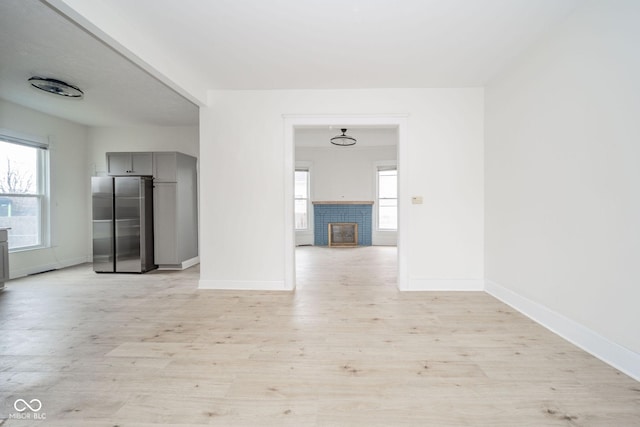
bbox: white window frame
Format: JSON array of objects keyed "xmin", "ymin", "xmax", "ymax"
[
  {"xmin": 0, "ymin": 129, "xmax": 50, "ymax": 252},
  {"xmin": 294, "ymin": 165, "xmax": 311, "ymax": 231},
  {"xmin": 375, "ymin": 161, "xmax": 398, "ymax": 232}
]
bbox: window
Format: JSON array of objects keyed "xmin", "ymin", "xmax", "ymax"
[
  {"xmin": 0, "ymin": 133, "xmax": 49, "ymax": 251},
  {"xmin": 294, "ymin": 169, "xmax": 310, "ymax": 230},
  {"xmin": 377, "ymin": 167, "xmax": 397, "ymax": 230}
]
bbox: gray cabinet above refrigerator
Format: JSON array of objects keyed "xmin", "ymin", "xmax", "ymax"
[{"xmin": 106, "ymin": 152, "xmax": 153, "ymax": 176}]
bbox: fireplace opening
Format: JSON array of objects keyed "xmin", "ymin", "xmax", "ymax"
[{"xmin": 328, "ymin": 223, "xmax": 358, "ymax": 247}]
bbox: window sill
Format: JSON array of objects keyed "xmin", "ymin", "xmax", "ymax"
[{"xmin": 8, "ymin": 245, "xmax": 48, "ymax": 254}]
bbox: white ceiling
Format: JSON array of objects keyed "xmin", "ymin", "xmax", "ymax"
[
  {"xmin": 0, "ymin": 0, "xmax": 584, "ymax": 127},
  {"xmin": 79, "ymin": 0, "xmax": 582, "ymax": 91},
  {"xmin": 0, "ymin": 0, "xmax": 199, "ymax": 127}
]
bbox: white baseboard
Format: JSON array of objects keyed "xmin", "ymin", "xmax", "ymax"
[
  {"xmin": 181, "ymin": 256, "xmax": 200, "ymax": 269},
  {"xmin": 405, "ymin": 278, "xmax": 484, "ymax": 291},
  {"xmin": 157, "ymin": 256, "xmax": 200, "ymax": 270},
  {"xmin": 485, "ymin": 280, "xmax": 640, "ymax": 382},
  {"xmin": 295, "ymin": 232, "xmax": 313, "ymax": 246},
  {"xmin": 372, "ymin": 232, "xmax": 398, "ymax": 246},
  {"xmin": 198, "ymin": 279, "xmax": 288, "ymax": 291},
  {"xmin": 9, "ymin": 256, "xmax": 90, "ymax": 279}
]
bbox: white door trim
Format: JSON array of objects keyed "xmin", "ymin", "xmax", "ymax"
[{"xmin": 283, "ymin": 114, "xmax": 409, "ymax": 291}]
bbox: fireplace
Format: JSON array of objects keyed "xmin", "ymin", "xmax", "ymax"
[
  {"xmin": 328, "ymin": 223, "xmax": 358, "ymax": 247},
  {"xmin": 312, "ymin": 201, "xmax": 373, "ymax": 246}
]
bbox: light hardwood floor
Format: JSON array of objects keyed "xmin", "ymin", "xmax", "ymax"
[{"xmin": 0, "ymin": 246, "xmax": 638, "ymax": 426}]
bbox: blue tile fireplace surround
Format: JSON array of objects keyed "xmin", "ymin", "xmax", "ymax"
[{"xmin": 313, "ymin": 201, "xmax": 373, "ymax": 246}]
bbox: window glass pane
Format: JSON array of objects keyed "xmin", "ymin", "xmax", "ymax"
[
  {"xmin": 377, "ymin": 168, "xmax": 397, "ymax": 230},
  {"xmin": 0, "ymin": 139, "xmax": 45, "ymax": 250},
  {"xmin": 0, "ymin": 196, "xmax": 41, "ymax": 249},
  {"xmin": 294, "ymin": 169, "xmax": 309, "ymax": 230},
  {"xmin": 378, "ymin": 170, "xmax": 397, "ymax": 199},
  {"xmin": 294, "ymin": 199, "xmax": 307, "ymax": 229},
  {"xmin": 294, "ymin": 170, "xmax": 308, "ymax": 199},
  {"xmin": 378, "ymin": 199, "xmax": 397, "ymax": 230},
  {"xmin": 0, "ymin": 140, "xmax": 39, "ymax": 194}
]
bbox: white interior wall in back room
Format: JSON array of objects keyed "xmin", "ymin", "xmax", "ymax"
[
  {"xmin": 87, "ymin": 125, "xmax": 199, "ymax": 175},
  {"xmin": 199, "ymin": 88, "xmax": 484, "ymax": 291},
  {"xmin": 296, "ymin": 146, "xmax": 396, "ymax": 201},
  {"xmin": 485, "ymin": 0, "xmax": 640, "ymax": 378},
  {"xmin": 0, "ymin": 99, "xmax": 90, "ymax": 278}
]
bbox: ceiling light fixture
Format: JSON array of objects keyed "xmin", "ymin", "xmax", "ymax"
[
  {"xmin": 330, "ymin": 128, "xmax": 356, "ymax": 146},
  {"xmin": 28, "ymin": 77, "xmax": 84, "ymax": 99}
]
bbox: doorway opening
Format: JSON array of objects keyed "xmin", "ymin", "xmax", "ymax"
[{"xmin": 283, "ymin": 115, "xmax": 408, "ymax": 291}]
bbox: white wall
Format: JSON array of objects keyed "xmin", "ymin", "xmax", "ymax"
[
  {"xmin": 485, "ymin": 0, "xmax": 640, "ymax": 375},
  {"xmin": 87, "ymin": 125, "xmax": 199, "ymax": 175},
  {"xmin": 0, "ymin": 99, "xmax": 89, "ymax": 277},
  {"xmin": 295, "ymin": 145, "xmax": 397, "ymax": 246},
  {"xmin": 199, "ymin": 88, "xmax": 484, "ymax": 290}
]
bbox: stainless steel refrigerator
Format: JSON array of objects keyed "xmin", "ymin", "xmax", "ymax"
[{"xmin": 92, "ymin": 176, "xmax": 156, "ymax": 273}]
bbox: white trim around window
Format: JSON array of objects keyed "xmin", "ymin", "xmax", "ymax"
[
  {"xmin": 0, "ymin": 129, "xmax": 50, "ymax": 252},
  {"xmin": 373, "ymin": 160, "xmax": 398, "ymax": 246},
  {"xmin": 295, "ymin": 161, "xmax": 313, "ymax": 246}
]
